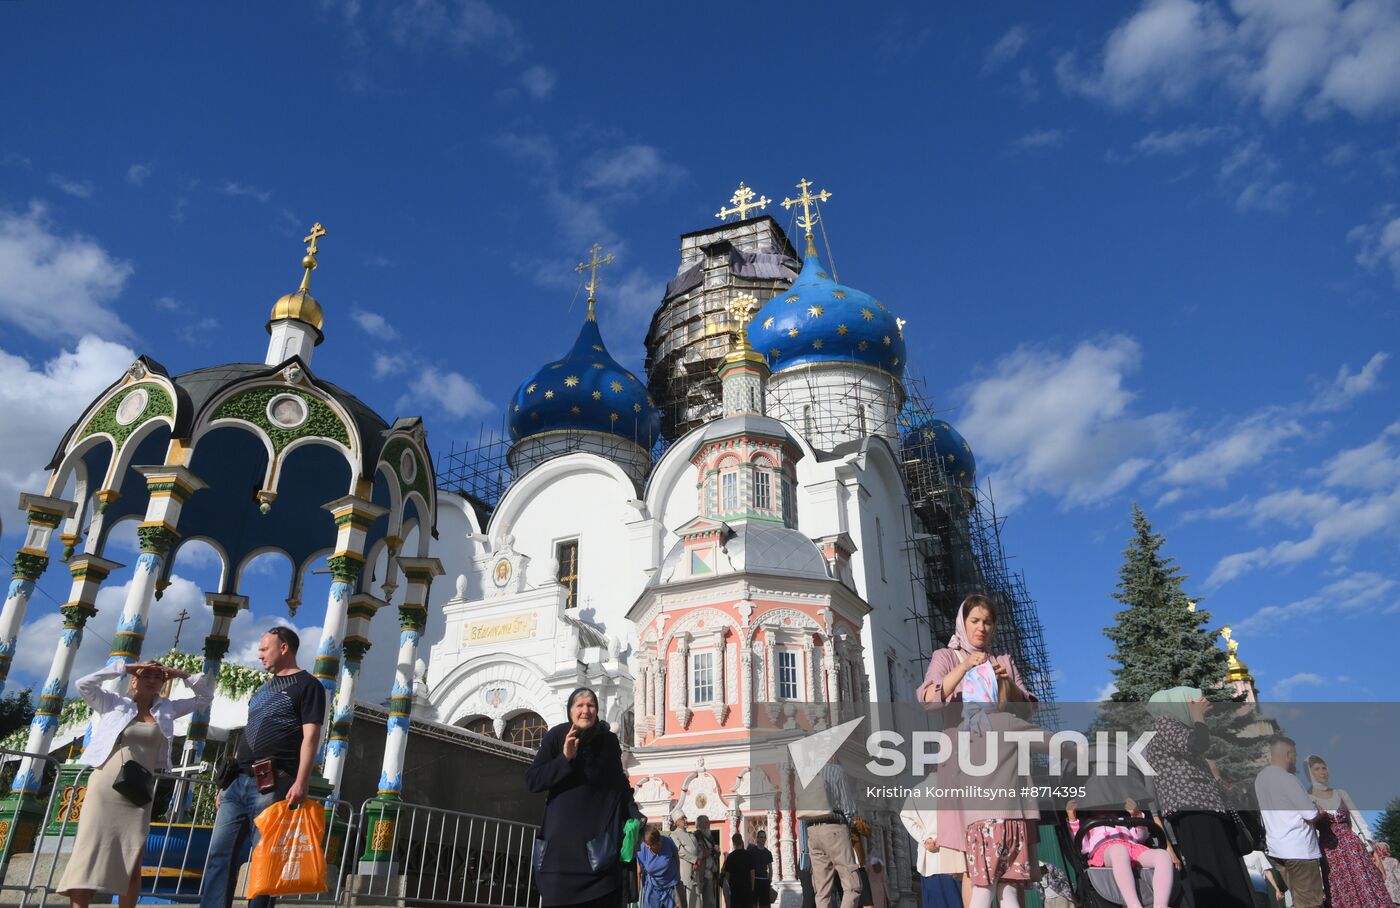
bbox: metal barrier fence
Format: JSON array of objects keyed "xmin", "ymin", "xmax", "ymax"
[
  {"xmin": 0, "ymin": 746, "xmax": 356, "ymax": 907},
  {"xmin": 349, "ymin": 798, "xmax": 538, "ymax": 908}
]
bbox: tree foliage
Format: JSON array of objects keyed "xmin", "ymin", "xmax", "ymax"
[
  {"xmin": 1375, "ymin": 797, "xmax": 1400, "ymax": 858},
  {"xmin": 1102, "ymin": 504, "xmax": 1262, "ymax": 785}
]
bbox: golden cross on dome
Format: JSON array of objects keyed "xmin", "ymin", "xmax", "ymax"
[
  {"xmin": 716, "ymin": 182, "xmax": 770, "ymax": 222},
  {"xmin": 1222, "ymin": 625, "xmax": 1238, "ymax": 652},
  {"xmin": 782, "ymin": 178, "xmax": 832, "ymax": 255},
  {"xmin": 896, "ymin": 317, "xmax": 907, "ymax": 336},
  {"xmin": 576, "ymin": 243, "xmax": 615, "ymax": 318},
  {"xmin": 298, "ymin": 222, "xmax": 327, "ymax": 292}
]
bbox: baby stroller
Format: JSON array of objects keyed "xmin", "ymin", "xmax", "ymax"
[{"xmin": 1055, "ymin": 747, "xmax": 1184, "ymax": 908}]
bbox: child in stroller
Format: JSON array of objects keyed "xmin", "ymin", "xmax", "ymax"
[{"xmin": 1065, "ymin": 799, "xmax": 1180, "ymax": 908}]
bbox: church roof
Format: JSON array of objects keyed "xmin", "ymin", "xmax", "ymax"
[
  {"xmin": 650, "ymin": 519, "xmax": 829, "ymax": 588},
  {"xmin": 506, "ymin": 313, "xmax": 660, "ymax": 447},
  {"xmin": 746, "ymin": 252, "xmax": 906, "ymax": 380}
]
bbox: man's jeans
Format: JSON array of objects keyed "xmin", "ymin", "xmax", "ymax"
[{"xmin": 200, "ymin": 772, "xmax": 293, "ymax": 908}]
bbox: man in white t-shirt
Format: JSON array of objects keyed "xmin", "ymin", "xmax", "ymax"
[{"xmin": 1254, "ymin": 737, "xmax": 1327, "ymax": 908}]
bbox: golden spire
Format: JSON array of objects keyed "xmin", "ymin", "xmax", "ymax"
[
  {"xmin": 781, "ymin": 178, "xmax": 832, "ymax": 257},
  {"xmin": 716, "ymin": 181, "xmax": 770, "ymax": 222},
  {"xmin": 1222, "ymin": 625, "xmax": 1253, "ymax": 682},
  {"xmin": 298, "ymin": 222, "xmax": 327, "ymax": 293},
  {"xmin": 575, "ymin": 243, "xmax": 615, "ymax": 320}
]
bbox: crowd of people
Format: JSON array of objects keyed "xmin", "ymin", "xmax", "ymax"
[{"xmin": 37, "ymin": 595, "xmax": 1400, "ymax": 908}]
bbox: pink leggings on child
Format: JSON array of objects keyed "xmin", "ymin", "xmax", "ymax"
[{"xmin": 1101, "ymin": 843, "xmax": 1173, "ymax": 908}]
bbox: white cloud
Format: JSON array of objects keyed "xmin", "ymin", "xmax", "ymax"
[
  {"xmin": 1309, "ymin": 351, "xmax": 1388, "ymax": 411},
  {"xmin": 175, "ymin": 316, "xmax": 220, "ymax": 346},
  {"xmin": 397, "ymin": 367, "xmax": 493, "ymax": 420},
  {"xmin": 520, "ymin": 64, "xmax": 556, "ymax": 99},
  {"xmin": 1219, "ymin": 140, "xmax": 1294, "ymax": 213},
  {"xmin": 580, "ymin": 145, "xmax": 686, "ymax": 195},
  {"xmin": 386, "ymin": 0, "xmax": 522, "ymax": 58},
  {"xmin": 1235, "ymin": 571, "xmax": 1399, "ymax": 636},
  {"xmin": 985, "ymin": 25, "xmax": 1031, "ymax": 72},
  {"xmin": 1061, "ymin": 0, "xmax": 1400, "ymax": 119},
  {"xmin": 1208, "ymin": 474, "xmax": 1400, "ymax": 586},
  {"xmin": 219, "ymin": 182, "xmax": 271, "ymax": 204},
  {"xmin": 126, "ymin": 163, "xmax": 152, "ymax": 187},
  {"xmin": 350, "ymin": 307, "xmax": 401, "ymax": 341},
  {"xmin": 0, "ymin": 336, "xmax": 137, "ymax": 515},
  {"xmin": 372, "ymin": 352, "xmax": 410, "ymax": 379},
  {"xmin": 1271, "ymin": 672, "xmax": 1328, "ymax": 698},
  {"xmin": 1160, "ymin": 410, "xmax": 1304, "ymax": 487},
  {"xmin": 957, "ymin": 336, "xmax": 1178, "ymax": 509},
  {"xmin": 1009, "ymin": 128, "xmax": 1068, "ymax": 152},
  {"xmin": 1349, "ymin": 208, "xmax": 1400, "ymax": 287},
  {"xmin": 1321, "ymin": 422, "xmax": 1400, "ymax": 490},
  {"xmin": 1134, "ymin": 125, "xmax": 1233, "ymax": 155},
  {"xmin": 48, "ymin": 174, "xmax": 95, "ymax": 200},
  {"xmin": 1324, "ymin": 142, "xmax": 1358, "ymax": 166},
  {"xmin": 0, "ymin": 204, "xmax": 133, "ymax": 341}
]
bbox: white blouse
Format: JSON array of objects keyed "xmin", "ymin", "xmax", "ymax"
[
  {"xmin": 75, "ymin": 663, "xmax": 214, "ymax": 771},
  {"xmin": 1311, "ymin": 787, "xmax": 1372, "ymax": 844}
]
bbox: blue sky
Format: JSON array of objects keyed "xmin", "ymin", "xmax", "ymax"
[{"xmin": 1, "ymin": 2, "xmax": 1398, "ymax": 714}]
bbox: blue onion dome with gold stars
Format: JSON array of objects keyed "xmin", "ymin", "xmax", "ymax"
[
  {"xmin": 507, "ymin": 311, "xmax": 661, "ymax": 446},
  {"xmin": 746, "ymin": 252, "xmax": 907, "ymax": 379},
  {"xmin": 900, "ymin": 417, "xmax": 976, "ymax": 485}
]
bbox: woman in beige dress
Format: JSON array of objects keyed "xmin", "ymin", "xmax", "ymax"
[{"xmin": 57, "ymin": 660, "xmax": 213, "ymax": 908}]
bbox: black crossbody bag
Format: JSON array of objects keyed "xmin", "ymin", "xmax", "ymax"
[{"xmin": 112, "ymin": 759, "xmax": 154, "ymax": 806}]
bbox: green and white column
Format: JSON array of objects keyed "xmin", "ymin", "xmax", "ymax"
[
  {"xmin": 311, "ymin": 496, "xmax": 386, "ymax": 729},
  {"xmin": 104, "ymin": 467, "xmax": 205, "ymax": 673},
  {"xmin": 321, "ymin": 591, "xmax": 383, "ymax": 794},
  {"xmin": 11, "ymin": 555, "xmax": 122, "ymax": 793},
  {"xmin": 178, "ymin": 593, "xmax": 247, "ymax": 768},
  {"xmin": 360, "ymin": 557, "xmax": 440, "ymax": 870},
  {"xmin": 0, "ymin": 494, "xmax": 78, "ymax": 693}
]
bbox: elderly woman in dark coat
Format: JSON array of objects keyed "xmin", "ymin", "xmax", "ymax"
[{"xmin": 526, "ymin": 687, "xmax": 634, "ymax": 908}]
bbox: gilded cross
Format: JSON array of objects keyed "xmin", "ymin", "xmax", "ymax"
[
  {"xmin": 304, "ymin": 222, "xmax": 327, "ymax": 257},
  {"xmin": 716, "ymin": 182, "xmax": 770, "ymax": 222},
  {"xmin": 298, "ymin": 222, "xmax": 327, "ymax": 292},
  {"xmin": 896, "ymin": 317, "xmax": 907, "ymax": 336},
  {"xmin": 781, "ymin": 178, "xmax": 832, "ymax": 252},
  {"xmin": 576, "ymin": 243, "xmax": 615, "ymax": 315}
]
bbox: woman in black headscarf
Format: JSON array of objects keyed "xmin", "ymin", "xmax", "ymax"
[{"xmin": 526, "ymin": 687, "xmax": 634, "ymax": 908}]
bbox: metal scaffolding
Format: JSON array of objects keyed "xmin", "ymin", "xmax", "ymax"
[{"xmin": 896, "ymin": 376, "xmax": 1059, "ymax": 712}]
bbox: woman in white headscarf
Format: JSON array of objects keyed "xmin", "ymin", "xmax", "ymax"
[{"xmin": 1142, "ymin": 686, "xmax": 1252, "ymax": 908}]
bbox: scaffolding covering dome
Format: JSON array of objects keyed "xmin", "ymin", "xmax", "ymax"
[
  {"xmin": 747, "ymin": 252, "xmax": 906, "ymax": 379},
  {"xmin": 901, "ymin": 417, "xmax": 977, "ymax": 485},
  {"xmin": 506, "ymin": 312, "xmax": 660, "ymax": 446}
]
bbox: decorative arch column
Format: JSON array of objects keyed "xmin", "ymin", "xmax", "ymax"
[
  {"xmin": 103, "ymin": 467, "xmax": 205, "ymax": 673},
  {"xmin": 11, "ymin": 555, "xmax": 123, "ymax": 793},
  {"xmin": 361, "ymin": 556, "xmax": 441, "ymax": 871},
  {"xmin": 322, "ymin": 591, "xmax": 384, "ymax": 793},
  {"xmin": 373, "ymin": 556, "xmax": 442, "ymax": 799},
  {"xmin": 311, "ymin": 495, "xmax": 387, "ymax": 726},
  {"xmin": 178, "ymin": 593, "xmax": 248, "ymax": 769},
  {"xmin": 0, "ymin": 494, "xmax": 78, "ymax": 692}
]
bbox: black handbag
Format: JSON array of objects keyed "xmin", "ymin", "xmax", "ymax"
[{"xmin": 112, "ymin": 759, "xmax": 154, "ymax": 806}]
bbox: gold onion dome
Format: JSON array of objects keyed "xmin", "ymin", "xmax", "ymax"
[{"xmin": 267, "ymin": 223, "xmax": 327, "ymax": 341}]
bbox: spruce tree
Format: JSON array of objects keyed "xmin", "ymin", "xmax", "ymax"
[
  {"xmin": 1375, "ymin": 797, "xmax": 1400, "ymax": 857},
  {"xmin": 1102, "ymin": 504, "xmax": 1260, "ymax": 785},
  {"xmin": 1105, "ymin": 504, "xmax": 1230, "ymax": 699}
]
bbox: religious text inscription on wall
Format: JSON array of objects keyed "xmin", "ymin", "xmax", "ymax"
[{"xmin": 462, "ymin": 613, "xmax": 540, "ymax": 647}]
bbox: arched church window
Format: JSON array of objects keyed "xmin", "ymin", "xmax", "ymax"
[
  {"xmin": 753, "ymin": 469, "xmax": 772, "ymax": 511},
  {"xmin": 803, "ymin": 405, "xmax": 813, "ymax": 437},
  {"xmin": 504, "ymin": 712, "xmax": 547, "ymax": 750},
  {"xmin": 621, "ymin": 709, "xmax": 635, "ymax": 747},
  {"xmin": 556, "ymin": 539, "xmax": 579, "ymax": 609},
  {"xmin": 857, "ymin": 405, "xmax": 867, "ymax": 436},
  {"xmin": 691, "ymin": 651, "xmax": 715, "ymax": 704},
  {"xmin": 777, "ymin": 649, "xmax": 799, "ymax": 700},
  {"xmin": 461, "ymin": 716, "xmax": 495, "ymax": 738},
  {"xmin": 721, "ymin": 471, "xmax": 739, "ymax": 513}
]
